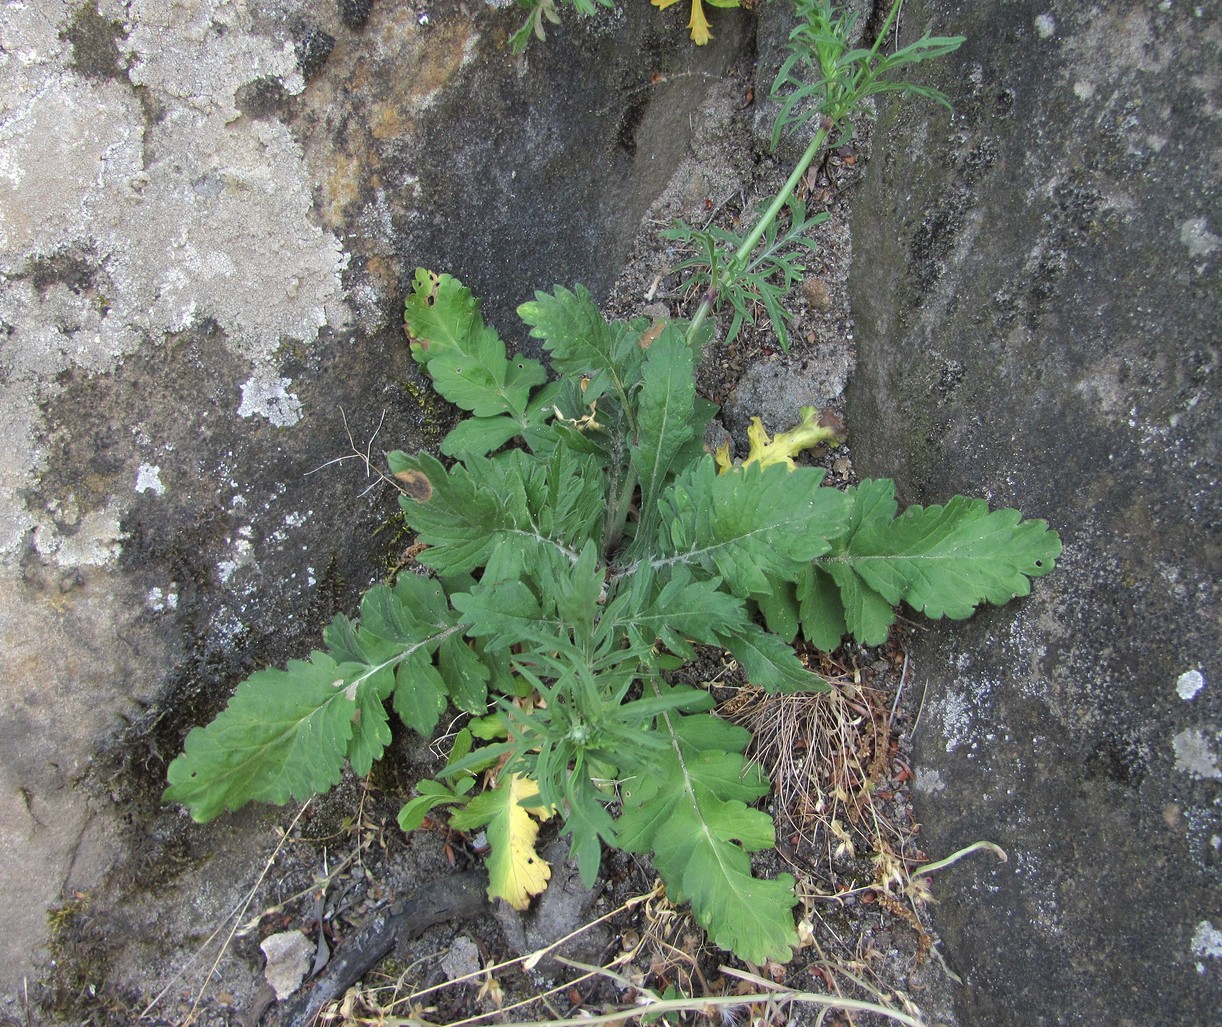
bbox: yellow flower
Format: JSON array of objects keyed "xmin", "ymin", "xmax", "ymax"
[
  {"xmin": 716, "ymin": 406, "xmax": 844, "ymax": 473},
  {"xmin": 652, "ymin": 0, "xmax": 713, "ymax": 46}
]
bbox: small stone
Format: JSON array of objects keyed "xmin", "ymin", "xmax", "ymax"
[
  {"xmin": 441, "ymin": 936, "xmax": 482, "ymax": 981},
  {"xmin": 801, "ymin": 278, "xmax": 833, "ymax": 311},
  {"xmin": 260, "ymin": 930, "xmax": 314, "ymax": 1000}
]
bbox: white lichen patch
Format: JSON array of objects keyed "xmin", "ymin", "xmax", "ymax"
[
  {"xmin": 1172, "ymin": 728, "xmax": 1222, "ymax": 780},
  {"xmin": 936, "ymin": 690, "xmax": 971, "ymax": 752},
  {"xmin": 146, "ymin": 586, "xmax": 179, "ymax": 611},
  {"xmin": 117, "ymin": 0, "xmax": 305, "ymax": 122},
  {"xmin": 913, "ymin": 768, "xmax": 946, "ymax": 794},
  {"xmin": 1034, "ymin": 13, "xmax": 1056, "ymax": 39},
  {"xmin": 1179, "ymin": 216, "xmax": 1219, "ymax": 258},
  {"xmin": 932, "ymin": 675, "xmax": 999, "ymax": 755},
  {"xmin": 1191, "ymin": 920, "xmax": 1222, "ymax": 973},
  {"xmin": 1177, "ymin": 668, "xmax": 1205, "ymax": 701},
  {"xmin": 238, "ymin": 373, "xmax": 304, "ymax": 427},
  {"xmin": 0, "ymin": 0, "xmax": 348, "ymax": 559},
  {"xmin": 32, "ymin": 501, "xmax": 125, "ymax": 567},
  {"xmin": 135, "ymin": 463, "xmax": 165, "ymax": 495}
]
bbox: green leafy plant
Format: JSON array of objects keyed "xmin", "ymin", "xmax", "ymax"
[
  {"xmin": 506, "ymin": 0, "xmax": 617, "ymax": 54},
  {"xmin": 166, "ymin": 268, "xmax": 1060, "ymax": 963},
  {"xmin": 164, "ymin": 1, "xmax": 1028, "ymax": 967},
  {"xmin": 664, "ymin": 0, "xmax": 965, "ymax": 348},
  {"xmin": 664, "ymin": 194, "xmax": 824, "ymax": 351}
]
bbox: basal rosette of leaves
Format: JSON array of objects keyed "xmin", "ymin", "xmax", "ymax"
[{"xmin": 165, "ymin": 269, "xmax": 1060, "ymax": 964}]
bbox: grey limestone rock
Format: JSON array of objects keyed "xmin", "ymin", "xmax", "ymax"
[{"xmin": 847, "ymin": 1, "xmax": 1220, "ymax": 1023}]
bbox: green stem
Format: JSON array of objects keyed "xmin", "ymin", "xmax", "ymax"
[
  {"xmin": 684, "ymin": 120, "xmax": 833, "ymax": 348},
  {"xmin": 679, "ymin": 0, "xmax": 912, "ymax": 350},
  {"xmin": 736, "ymin": 122, "xmax": 831, "ymax": 267},
  {"xmin": 850, "ymin": 0, "xmax": 902, "ymax": 95},
  {"xmin": 602, "ymin": 464, "xmax": 637, "ymax": 559}
]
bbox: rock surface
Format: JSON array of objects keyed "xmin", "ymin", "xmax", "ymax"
[
  {"xmin": 847, "ymin": 1, "xmax": 1220, "ymax": 1023},
  {"xmin": 0, "ymin": 0, "xmax": 750, "ymax": 1013}
]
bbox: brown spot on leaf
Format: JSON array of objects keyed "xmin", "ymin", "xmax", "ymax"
[
  {"xmin": 395, "ymin": 469, "xmax": 433, "ymax": 502},
  {"xmin": 639, "ymin": 319, "xmax": 667, "ymax": 349}
]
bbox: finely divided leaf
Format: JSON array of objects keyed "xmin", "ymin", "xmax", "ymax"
[
  {"xmin": 164, "ymin": 652, "xmax": 363, "ymax": 822},
  {"xmin": 617, "ymin": 710, "xmax": 798, "ymax": 964}
]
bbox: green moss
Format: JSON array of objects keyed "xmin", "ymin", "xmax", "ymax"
[{"xmin": 40, "ymin": 892, "xmax": 129, "ymax": 1024}]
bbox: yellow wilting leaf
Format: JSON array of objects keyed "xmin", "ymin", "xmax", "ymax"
[
  {"xmin": 486, "ymin": 774, "xmax": 552, "ymax": 910},
  {"xmin": 716, "ymin": 406, "xmax": 844, "ymax": 473}
]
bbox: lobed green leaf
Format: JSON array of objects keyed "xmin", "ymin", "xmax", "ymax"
[
  {"xmin": 517, "ymin": 284, "xmax": 645, "ymax": 406},
  {"xmin": 404, "ymin": 269, "xmax": 545, "ymax": 419},
  {"xmin": 631, "ymin": 326, "xmax": 697, "ymax": 533},
  {"xmin": 810, "ymin": 479, "xmax": 1062, "ymax": 644},
  {"xmin": 617, "ymin": 707, "xmax": 798, "ymax": 964},
  {"xmin": 164, "ymin": 652, "xmax": 364, "ymax": 823},
  {"xmin": 657, "ymin": 457, "xmax": 849, "ymax": 595}
]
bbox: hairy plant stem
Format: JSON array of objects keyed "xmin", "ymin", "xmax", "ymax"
[
  {"xmin": 602, "ymin": 460, "xmax": 637, "ymax": 559},
  {"xmin": 682, "ymin": 0, "xmax": 921, "ymax": 350}
]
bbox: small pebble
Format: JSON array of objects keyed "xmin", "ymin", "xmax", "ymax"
[{"xmin": 801, "ymin": 278, "xmax": 833, "ymax": 311}]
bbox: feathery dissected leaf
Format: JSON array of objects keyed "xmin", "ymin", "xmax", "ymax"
[
  {"xmin": 164, "ymin": 652, "xmax": 365, "ymax": 822},
  {"xmin": 810, "ymin": 479, "xmax": 1062, "ymax": 644},
  {"xmin": 658, "ymin": 457, "xmax": 849, "ymax": 595},
  {"xmin": 618, "ymin": 707, "xmax": 798, "ymax": 964},
  {"xmin": 404, "ymin": 269, "xmax": 546, "ymax": 419},
  {"xmin": 450, "ymin": 773, "xmax": 552, "ymax": 910}
]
